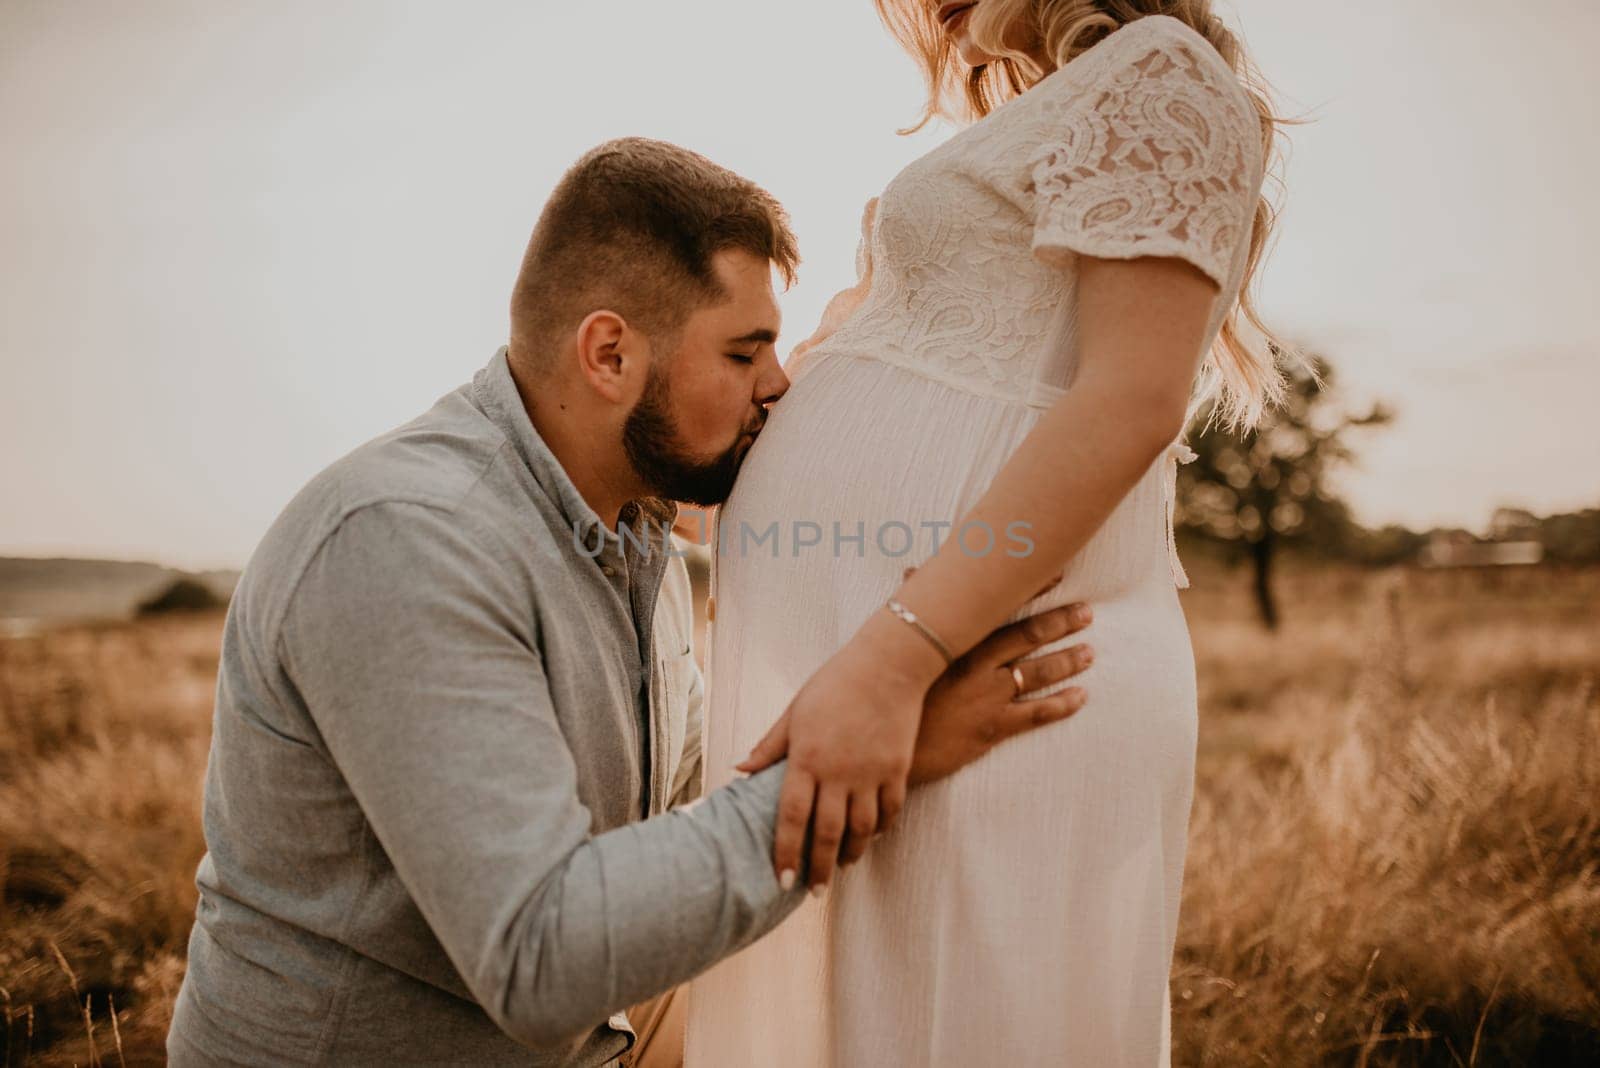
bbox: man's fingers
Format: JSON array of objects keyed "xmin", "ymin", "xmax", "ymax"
[
  {"xmin": 773, "ymin": 769, "xmax": 816, "ymax": 890},
  {"xmin": 839, "ymin": 789, "xmax": 879, "ymax": 868},
  {"xmin": 1032, "ymin": 571, "xmax": 1065, "ymax": 601},
  {"xmin": 807, "ymin": 783, "xmax": 850, "ymax": 890},
  {"xmin": 996, "ymin": 687, "xmax": 1088, "ymax": 742},
  {"xmin": 736, "ymin": 709, "xmax": 790, "ymax": 774},
  {"xmin": 1009, "ymin": 643, "xmax": 1095, "ymax": 696},
  {"xmin": 968, "ymin": 603, "xmax": 1092, "ymax": 670}
]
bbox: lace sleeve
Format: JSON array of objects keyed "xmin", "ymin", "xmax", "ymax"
[
  {"xmin": 853, "ymin": 195, "xmax": 879, "ymax": 281},
  {"xmin": 1027, "ymin": 27, "xmax": 1259, "ymax": 289}
]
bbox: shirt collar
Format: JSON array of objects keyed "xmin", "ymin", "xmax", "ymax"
[{"xmin": 472, "ymin": 346, "xmax": 678, "ymax": 544}]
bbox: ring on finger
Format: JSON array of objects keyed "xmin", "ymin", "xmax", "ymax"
[{"xmin": 1010, "ymin": 664, "xmax": 1026, "ymax": 698}]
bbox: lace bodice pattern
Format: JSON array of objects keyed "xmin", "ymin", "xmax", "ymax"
[{"xmin": 807, "ymin": 15, "xmax": 1263, "ymax": 411}]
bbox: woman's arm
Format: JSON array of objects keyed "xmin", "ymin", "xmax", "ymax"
[
  {"xmin": 751, "ymin": 253, "xmax": 1221, "ymax": 891},
  {"xmin": 886, "ymin": 253, "xmax": 1217, "ymax": 658}
]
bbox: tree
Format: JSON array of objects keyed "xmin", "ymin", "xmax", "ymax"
[
  {"xmin": 1176, "ymin": 352, "xmax": 1392, "ymax": 628},
  {"xmin": 1531, "ymin": 508, "xmax": 1600, "ymax": 565}
]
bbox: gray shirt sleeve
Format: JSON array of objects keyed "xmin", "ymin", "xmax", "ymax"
[{"xmin": 278, "ymin": 501, "xmax": 805, "ymax": 1050}]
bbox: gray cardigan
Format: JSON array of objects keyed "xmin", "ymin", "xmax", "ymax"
[{"xmin": 168, "ymin": 347, "xmax": 805, "ymax": 1065}]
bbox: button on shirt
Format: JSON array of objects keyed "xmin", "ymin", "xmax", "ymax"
[{"xmin": 167, "ymin": 346, "xmax": 806, "ymax": 1066}]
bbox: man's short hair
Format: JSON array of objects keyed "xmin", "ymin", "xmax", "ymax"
[{"xmin": 510, "ymin": 138, "xmax": 799, "ymax": 366}]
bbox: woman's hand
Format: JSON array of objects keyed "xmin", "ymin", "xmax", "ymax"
[
  {"xmin": 738, "ymin": 566, "xmax": 1081, "ymax": 891},
  {"xmin": 740, "ymin": 607, "xmax": 944, "ymax": 893}
]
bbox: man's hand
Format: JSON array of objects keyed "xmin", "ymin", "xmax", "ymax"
[{"xmin": 909, "ymin": 601, "xmax": 1093, "ymax": 785}]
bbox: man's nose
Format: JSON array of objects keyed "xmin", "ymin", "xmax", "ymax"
[{"xmin": 756, "ymin": 360, "xmax": 790, "ymax": 406}]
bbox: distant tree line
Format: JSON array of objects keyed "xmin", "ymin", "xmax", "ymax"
[
  {"xmin": 1174, "ymin": 350, "xmax": 1598, "ymax": 627},
  {"xmin": 1504, "ymin": 508, "xmax": 1600, "ymax": 566}
]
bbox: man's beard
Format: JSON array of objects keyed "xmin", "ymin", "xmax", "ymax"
[{"xmin": 622, "ymin": 362, "xmax": 755, "ymax": 507}]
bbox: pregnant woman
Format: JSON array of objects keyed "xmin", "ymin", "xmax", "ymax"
[{"xmin": 687, "ymin": 2, "xmax": 1287, "ymax": 1064}]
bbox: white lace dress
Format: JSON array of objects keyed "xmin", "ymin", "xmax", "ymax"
[{"xmin": 685, "ymin": 17, "xmax": 1263, "ymax": 1066}]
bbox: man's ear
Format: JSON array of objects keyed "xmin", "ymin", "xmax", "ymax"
[{"xmin": 573, "ymin": 310, "xmax": 641, "ymax": 404}]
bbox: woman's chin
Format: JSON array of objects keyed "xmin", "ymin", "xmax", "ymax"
[{"xmin": 954, "ymin": 40, "xmax": 999, "ymax": 67}]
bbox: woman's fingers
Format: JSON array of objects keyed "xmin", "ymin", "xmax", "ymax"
[
  {"xmin": 878, "ymin": 778, "xmax": 907, "ymax": 837},
  {"xmin": 807, "ymin": 782, "xmax": 851, "ymax": 890},
  {"xmin": 1009, "ymin": 643, "xmax": 1095, "ymax": 696},
  {"xmin": 772, "ymin": 768, "xmax": 817, "ymax": 889},
  {"xmin": 736, "ymin": 708, "xmax": 791, "ymax": 774},
  {"xmin": 838, "ymin": 789, "xmax": 880, "ymax": 869}
]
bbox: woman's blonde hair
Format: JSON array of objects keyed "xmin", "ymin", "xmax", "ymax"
[{"xmin": 875, "ymin": 0, "xmax": 1296, "ymax": 430}]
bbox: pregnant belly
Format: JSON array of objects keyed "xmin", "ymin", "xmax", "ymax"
[
  {"xmin": 717, "ymin": 352, "xmax": 1176, "ymax": 622},
  {"xmin": 704, "ymin": 353, "xmax": 1197, "ymax": 788}
]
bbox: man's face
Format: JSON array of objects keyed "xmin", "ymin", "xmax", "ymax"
[{"xmin": 622, "ymin": 249, "xmax": 789, "ymax": 506}]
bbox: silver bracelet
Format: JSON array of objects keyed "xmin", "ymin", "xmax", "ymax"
[{"xmin": 884, "ymin": 598, "xmax": 955, "ymax": 665}]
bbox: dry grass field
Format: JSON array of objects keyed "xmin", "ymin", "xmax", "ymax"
[
  {"xmin": 1, "ymin": 562, "xmax": 1596, "ymax": 1066},
  {"xmin": 1175, "ymin": 563, "xmax": 1598, "ymax": 1065}
]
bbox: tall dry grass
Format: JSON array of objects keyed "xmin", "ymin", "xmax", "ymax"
[
  {"xmin": 0, "ymin": 617, "xmax": 217, "ymax": 1067},
  {"xmin": 1175, "ymin": 564, "xmax": 1600, "ymax": 1065},
  {"xmin": 1, "ymin": 565, "xmax": 1596, "ymax": 1065}
]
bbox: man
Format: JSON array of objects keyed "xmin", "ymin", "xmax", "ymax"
[{"xmin": 167, "ymin": 138, "xmax": 1096, "ymax": 1066}]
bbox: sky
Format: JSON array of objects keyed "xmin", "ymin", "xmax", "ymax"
[{"xmin": 2, "ymin": 0, "xmax": 1596, "ymax": 570}]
